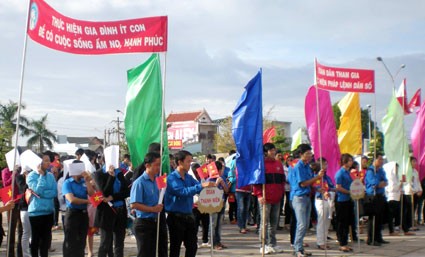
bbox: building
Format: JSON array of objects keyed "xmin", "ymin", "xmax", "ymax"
[
  {"xmin": 53, "ymin": 135, "xmax": 104, "ymax": 156},
  {"xmin": 166, "ymin": 110, "xmax": 217, "ymax": 154}
]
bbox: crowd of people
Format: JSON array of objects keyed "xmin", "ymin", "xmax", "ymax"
[{"xmin": 0, "ymin": 142, "xmax": 423, "ymax": 257}]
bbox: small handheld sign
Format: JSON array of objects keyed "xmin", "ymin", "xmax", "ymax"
[{"xmin": 197, "ymin": 187, "xmax": 223, "ymax": 214}]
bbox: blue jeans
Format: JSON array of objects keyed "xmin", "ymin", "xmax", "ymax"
[
  {"xmin": 211, "ymin": 207, "xmax": 224, "ymax": 245},
  {"xmin": 236, "ymin": 191, "xmax": 251, "ymax": 229},
  {"xmin": 293, "ymin": 195, "xmax": 311, "ymax": 253},
  {"xmin": 258, "ymin": 203, "xmax": 280, "ymax": 246}
]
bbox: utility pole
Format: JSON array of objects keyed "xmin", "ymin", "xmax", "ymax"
[{"xmin": 116, "ymin": 116, "xmax": 121, "ymax": 146}]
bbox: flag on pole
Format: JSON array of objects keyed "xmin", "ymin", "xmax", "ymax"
[
  {"xmin": 337, "ymin": 93, "xmax": 362, "ymax": 155},
  {"xmin": 396, "ymin": 79, "xmax": 412, "ymax": 115},
  {"xmin": 124, "ymin": 54, "xmax": 170, "ymax": 173},
  {"xmin": 411, "ymin": 97, "xmax": 425, "ymax": 179},
  {"xmin": 207, "ymin": 162, "xmax": 220, "ymax": 178},
  {"xmin": 89, "ymin": 191, "xmax": 104, "ymax": 207},
  {"xmin": 232, "ymin": 71, "xmax": 265, "ymax": 187},
  {"xmin": 408, "ymin": 89, "xmax": 421, "ymax": 113},
  {"xmin": 156, "ymin": 174, "xmax": 167, "ymax": 189},
  {"xmin": 305, "ymin": 86, "xmax": 341, "ymax": 182},
  {"xmin": 263, "ymin": 126, "xmax": 276, "ymax": 144},
  {"xmin": 0, "ymin": 186, "xmax": 12, "ymax": 204},
  {"xmin": 196, "ymin": 164, "xmax": 209, "ymax": 180},
  {"xmin": 382, "ymin": 94, "xmax": 412, "ymax": 181},
  {"xmin": 291, "ymin": 128, "xmax": 303, "ymax": 151}
]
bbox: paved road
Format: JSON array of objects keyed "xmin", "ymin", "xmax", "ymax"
[{"xmin": 2, "ymin": 218, "xmax": 425, "ymax": 256}]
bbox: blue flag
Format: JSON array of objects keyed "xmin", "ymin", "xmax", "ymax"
[{"xmin": 232, "ymin": 71, "xmax": 265, "ymax": 187}]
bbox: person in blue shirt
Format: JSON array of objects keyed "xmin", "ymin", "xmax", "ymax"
[
  {"xmin": 93, "ymin": 162, "xmax": 130, "ymax": 257},
  {"xmin": 206, "ymin": 161, "xmax": 229, "ymax": 250},
  {"xmin": 62, "ymin": 161, "xmax": 95, "ymax": 257},
  {"xmin": 291, "ymin": 144, "xmax": 324, "ymax": 257},
  {"xmin": 26, "ymin": 152, "xmax": 58, "ymax": 257},
  {"xmin": 365, "ymin": 153, "xmax": 388, "ymax": 246},
  {"xmin": 334, "ymin": 154, "xmax": 354, "ymax": 252},
  {"xmin": 130, "ymin": 152, "xmax": 167, "ymax": 257},
  {"xmin": 312, "ymin": 157, "xmax": 335, "ymax": 250},
  {"xmin": 165, "ymin": 150, "xmax": 215, "ymax": 257}
]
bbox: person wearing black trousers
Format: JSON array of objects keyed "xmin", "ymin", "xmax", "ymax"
[
  {"xmin": 62, "ymin": 162, "xmax": 95, "ymax": 257},
  {"xmin": 94, "ymin": 164, "xmax": 130, "ymax": 257}
]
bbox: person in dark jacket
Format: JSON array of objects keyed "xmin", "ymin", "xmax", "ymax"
[{"xmin": 93, "ymin": 164, "xmax": 130, "ymax": 257}]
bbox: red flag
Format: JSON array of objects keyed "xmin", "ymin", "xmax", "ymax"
[
  {"xmin": 408, "ymin": 89, "xmax": 421, "ymax": 112},
  {"xmin": 196, "ymin": 164, "xmax": 209, "ymax": 180},
  {"xmin": 313, "ymin": 179, "xmax": 329, "ymax": 192},
  {"xmin": 24, "ymin": 189, "xmax": 40, "ymax": 205},
  {"xmin": 89, "ymin": 191, "xmax": 104, "ymax": 207},
  {"xmin": 0, "ymin": 186, "xmax": 12, "ymax": 204},
  {"xmin": 263, "ymin": 126, "xmax": 276, "ymax": 144},
  {"xmin": 156, "ymin": 174, "xmax": 167, "ymax": 189},
  {"xmin": 396, "ymin": 79, "xmax": 412, "ymax": 115},
  {"xmin": 207, "ymin": 162, "xmax": 220, "ymax": 178}
]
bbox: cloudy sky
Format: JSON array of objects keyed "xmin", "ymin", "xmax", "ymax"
[{"xmin": 1, "ymin": 0, "xmax": 424, "ymax": 143}]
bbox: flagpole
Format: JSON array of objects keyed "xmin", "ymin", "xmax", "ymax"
[
  {"xmin": 256, "ymin": 184, "xmax": 264, "ymax": 257},
  {"xmin": 155, "ymin": 52, "xmax": 167, "ymax": 257},
  {"xmin": 8, "ymin": 1, "xmax": 32, "ymax": 256},
  {"xmin": 314, "ymin": 58, "xmax": 327, "ymax": 255}
]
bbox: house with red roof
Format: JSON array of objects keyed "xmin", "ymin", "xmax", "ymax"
[{"xmin": 166, "ymin": 109, "xmax": 217, "ymax": 154}]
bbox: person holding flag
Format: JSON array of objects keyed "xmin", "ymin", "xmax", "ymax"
[
  {"xmin": 335, "ymin": 154, "xmax": 355, "ymax": 252},
  {"xmin": 291, "ymin": 144, "xmax": 324, "ymax": 257},
  {"xmin": 93, "ymin": 162, "xmax": 130, "ymax": 257},
  {"xmin": 253, "ymin": 143, "xmax": 285, "ymax": 254},
  {"xmin": 130, "ymin": 152, "xmax": 167, "ymax": 257},
  {"xmin": 312, "ymin": 157, "xmax": 335, "ymax": 250},
  {"xmin": 365, "ymin": 154, "xmax": 389, "ymax": 246},
  {"xmin": 165, "ymin": 150, "xmax": 215, "ymax": 257},
  {"xmin": 206, "ymin": 161, "xmax": 229, "ymax": 250},
  {"xmin": 26, "ymin": 152, "xmax": 58, "ymax": 257},
  {"xmin": 62, "ymin": 161, "xmax": 95, "ymax": 257}
]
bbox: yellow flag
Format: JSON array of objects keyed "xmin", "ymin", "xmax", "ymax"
[{"xmin": 337, "ymin": 93, "xmax": 362, "ymax": 155}]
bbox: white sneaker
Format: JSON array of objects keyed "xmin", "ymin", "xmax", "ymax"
[
  {"xmin": 270, "ymin": 245, "xmax": 284, "ymax": 253},
  {"xmin": 200, "ymin": 243, "xmax": 211, "ymax": 248},
  {"xmin": 259, "ymin": 246, "xmax": 272, "ymax": 255}
]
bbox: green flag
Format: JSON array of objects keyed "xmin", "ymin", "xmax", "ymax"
[
  {"xmin": 382, "ymin": 94, "xmax": 411, "ymax": 181},
  {"xmin": 124, "ymin": 54, "xmax": 170, "ymax": 173}
]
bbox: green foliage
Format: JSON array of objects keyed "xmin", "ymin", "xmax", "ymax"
[
  {"xmin": 27, "ymin": 114, "xmax": 57, "ymax": 153},
  {"xmin": 214, "ymin": 116, "xmax": 235, "ymax": 154},
  {"xmin": 332, "ymin": 102, "xmax": 341, "ymax": 129},
  {"xmin": 0, "ymin": 126, "xmax": 13, "ymax": 168},
  {"xmin": 368, "ymin": 128, "xmax": 384, "ymax": 158}
]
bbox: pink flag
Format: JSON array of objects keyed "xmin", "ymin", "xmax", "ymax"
[
  {"xmin": 411, "ymin": 99, "xmax": 425, "ymax": 179},
  {"xmin": 263, "ymin": 127, "xmax": 276, "ymax": 144},
  {"xmin": 305, "ymin": 86, "xmax": 341, "ymax": 182}
]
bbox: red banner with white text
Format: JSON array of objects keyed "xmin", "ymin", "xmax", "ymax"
[
  {"xmin": 315, "ymin": 61, "xmax": 375, "ymax": 93},
  {"xmin": 27, "ymin": 0, "xmax": 167, "ymax": 54}
]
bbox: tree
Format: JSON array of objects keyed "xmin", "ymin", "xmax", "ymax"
[
  {"xmin": 368, "ymin": 128, "xmax": 384, "ymax": 157},
  {"xmin": 214, "ymin": 116, "xmax": 235, "ymax": 153},
  {"xmin": 332, "ymin": 102, "xmax": 342, "ymax": 129},
  {"xmin": 26, "ymin": 114, "xmax": 57, "ymax": 153},
  {"xmin": 0, "ymin": 126, "xmax": 13, "ymax": 168},
  {"xmin": 332, "ymin": 103, "xmax": 376, "ymax": 139},
  {"xmin": 0, "ymin": 101, "xmax": 29, "ymax": 144}
]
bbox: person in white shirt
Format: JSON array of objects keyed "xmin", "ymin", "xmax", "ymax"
[
  {"xmin": 384, "ymin": 162, "xmax": 403, "ymax": 236},
  {"xmin": 411, "ymin": 157, "xmax": 423, "ymax": 229}
]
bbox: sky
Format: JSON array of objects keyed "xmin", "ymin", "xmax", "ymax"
[{"xmin": 1, "ymin": 0, "xmax": 424, "ymax": 144}]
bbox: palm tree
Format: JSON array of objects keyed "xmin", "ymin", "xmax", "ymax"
[
  {"xmin": 27, "ymin": 114, "xmax": 57, "ymax": 153},
  {"xmin": 0, "ymin": 100, "xmax": 30, "ymax": 139}
]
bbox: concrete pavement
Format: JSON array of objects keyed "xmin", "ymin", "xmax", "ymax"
[{"xmin": 2, "ymin": 218, "xmax": 425, "ymax": 256}]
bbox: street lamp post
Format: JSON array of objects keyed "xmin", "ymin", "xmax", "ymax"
[
  {"xmin": 366, "ymin": 104, "xmax": 372, "ymax": 144},
  {"xmin": 115, "ymin": 110, "xmax": 124, "ymax": 145},
  {"xmin": 376, "ymin": 57, "xmax": 406, "ymax": 91}
]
